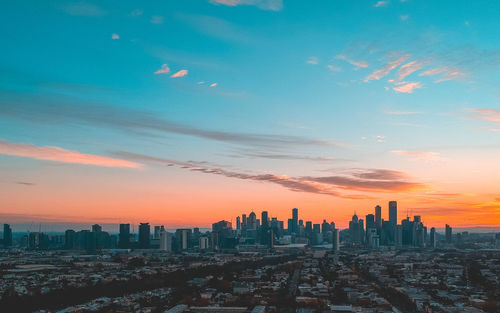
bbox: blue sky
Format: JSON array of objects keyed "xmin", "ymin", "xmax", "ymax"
[{"xmin": 1, "ymin": 0, "xmax": 500, "ymax": 228}]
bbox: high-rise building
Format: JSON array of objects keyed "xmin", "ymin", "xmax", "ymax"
[
  {"xmin": 261, "ymin": 211, "xmax": 269, "ymax": 228},
  {"xmin": 445, "ymin": 224, "xmax": 452, "ymax": 244},
  {"xmin": 138, "ymin": 223, "xmax": 150, "ymax": 249},
  {"xmin": 65, "ymin": 229, "xmax": 75, "ymax": 249},
  {"xmin": 199, "ymin": 236, "xmax": 209, "ymax": 250},
  {"xmin": 91, "ymin": 224, "xmax": 102, "ymax": 233},
  {"xmin": 365, "ymin": 214, "xmax": 375, "ymax": 230},
  {"xmin": 176, "ymin": 229, "xmax": 192, "ymax": 251},
  {"xmin": 154, "ymin": 226, "xmax": 162, "ymax": 239},
  {"xmin": 3, "ymin": 224, "xmax": 12, "ymax": 247},
  {"xmin": 429, "ymin": 227, "xmax": 436, "ymax": 248},
  {"xmin": 160, "ymin": 231, "xmax": 173, "ymax": 251},
  {"xmin": 292, "ymin": 208, "xmax": 298, "ymax": 221},
  {"xmin": 389, "ymin": 201, "xmax": 398, "ymax": 225},
  {"xmin": 375, "ymin": 205, "xmax": 382, "ymax": 228},
  {"xmin": 119, "ymin": 224, "xmax": 130, "ymax": 249},
  {"xmin": 332, "ymin": 229, "xmax": 339, "ymax": 252},
  {"xmin": 236, "ymin": 216, "xmax": 241, "ymax": 230},
  {"xmin": 395, "ymin": 225, "xmax": 403, "ymax": 247}
]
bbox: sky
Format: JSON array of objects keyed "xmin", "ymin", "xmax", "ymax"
[{"xmin": 1, "ymin": 0, "xmax": 500, "ymax": 231}]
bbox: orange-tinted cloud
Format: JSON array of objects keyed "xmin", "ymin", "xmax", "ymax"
[
  {"xmin": 365, "ymin": 54, "xmax": 410, "ymax": 81},
  {"xmin": 395, "ymin": 61, "xmax": 426, "ymax": 81},
  {"xmin": 469, "ymin": 108, "xmax": 500, "ymax": 122},
  {"xmin": 374, "ymin": 1, "xmax": 389, "ymax": 7},
  {"xmin": 393, "ymin": 81, "xmax": 422, "ymax": 93},
  {"xmin": 111, "ymin": 33, "xmax": 119, "ymax": 40},
  {"xmin": 335, "ymin": 55, "xmax": 369, "ymax": 68},
  {"xmin": 0, "ymin": 139, "xmax": 141, "ymax": 168},
  {"xmin": 391, "ymin": 150, "xmax": 445, "ymax": 161},
  {"xmin": 171, "ymin": 69, "xmax": 188, "ymax": 78},
  {"xmin": 154, "ymin": 64, "xmax": 170, "ymax": 74},
  {"xmin": 419, "ymin": 66, "xmax": 465, "ymax": 82}
]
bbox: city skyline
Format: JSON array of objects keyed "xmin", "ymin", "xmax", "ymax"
[{"xmin": 1, "ymin": 1, "xmax": 500, "ymax": 228}]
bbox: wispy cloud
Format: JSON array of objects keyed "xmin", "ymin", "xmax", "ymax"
[
  {"xmin": 327, "ymin": 64, "xmax": 341, "ymax": 72},
  {"xmin": 365, "ymin": 54, "xmax": 410, "ymax": 81},
  {"xmin": 154, "ymin": 64, "xmax": 171, "ymax": 74},
  {"xmin": 171, "ymin": 69, "xmax": 188, "ymax": 78},
  {"xmin": 210, "ymin": 83, "xmax": 217, "ymax": 87},
  {"xmin": 0, "ymin": 139, "xmax": 141, "ymax": 168},
  {"xmin": 376, "ymin": 135, "xmax": 385, "ymax": 143},
  {"xmin": 176, "ymin": 13, "xmax": 252, "ymax": 43},
  {"xmin": 60, "ymin": 2, "xmax": 106, "ymax": 17},
  {"xmin": 385, "ymin": 110, "xmax": 421, "ymax": 115},
  {"xmin": 209, "ymin": 0, "xmax": 283, "ymax": 11},
  {"xmin": 335, "ymin": 55, "xmax": 369, "ymax": 68},
  {"xmin": 150, "ymin": 15, "xmax": 164, "ymax": 24},
  {"xmin": 306, "ymin": 56, "xmax": 319, "ymax": 65},
  {"xmin": 393, "ymin": 81, "xmax": 422, "ymax": 93},
  {"xmin": 129, "ymin": 9, "xmax": 143, "ymax": 17},
  {"xmin": 374, "ymin": 1, "xmax": 389, "ymax": 7},
  {"xmin": 400, "ymin": 15, "xmax": 409, "ymax": 21},
  {"xmin": 468, "ymin": 108, "xmax": 500, "ymax": 122},
  {"xmin": 0, "ymin": 91, "xmax": 342, "ymax": 150},
  {"xmin": 113, "ymin": 152, "xmax": 426, "ymax": 198},
  {"xmin": 395, "ymin": 60, "xmax": 427, "ymax": 81},
  {"xmin": 111, "ymin": 33, "xmax": 120, "ymax": 40},
  {"xmin": 392, "ymin": 150, "xmax": 445, "ymax": 161},
  {"xmin": 16, "ymin": 181, "xmax": 36, "ymax": 186},
  {"xmin": 419, "ymin": 66, "xmax": 465, "ymax": 82}
]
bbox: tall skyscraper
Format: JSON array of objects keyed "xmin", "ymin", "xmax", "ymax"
[
  {"xmin": 160, "ymin": 231, "xmax": 173, "ymax": 251},
  {"xmin": 261, "ymin": 211, "xmax": 269, "ymax": 228},
  {"xmin": 292, "ymin": 208, "xmax": 298, "ymax": 221},
  {"xmin": 445, "ymin": 224, "xmax": 452, "ymax": 244},
  {"xmin": 365, "ymin": 214, "xmax": 375, "ymax": 230},
  {"xmin": 389, "ymin": 201, "xmax": 398, "ymax": 225},
  {"xmin": 291, "ymin": 208, "xmax": 299, "ymax": 234},
  {"xmin": 375, "ymin": 205, "xmax": 382, "ymax": 228},
  {"xmin": 119, "ymin": 224, "xmax": 130, "ymax": 249},
  {"xmin": 3, "ymin": 224, "xmax": 12, "ymax": 247},
  {"xmin": 236, "ymin": 216, "xmax": 241, "ymax": 230},
  {"xmin": 430, "ymin": 227, "xmax": 436, "ymax": 248},
  {"xmin": 138, "ymin": 223, "xmax": 150, "ymax": 249}
]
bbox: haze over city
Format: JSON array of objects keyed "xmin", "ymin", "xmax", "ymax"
[{"xmin": 1, "ymin": 0, "xmax": 500, "ymax": 230}]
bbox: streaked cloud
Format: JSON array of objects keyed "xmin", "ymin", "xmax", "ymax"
[
  {"xmin": 395, "ymin": 60, "xmax": 427, "ymax": 81},
  {"xmin": 0, "ymin": 91, "xmax": 342, "ymax": 149},
  {"xmin": 150, "ymin": 15, "xmax": 164, "ymax": 24},
  {"xmin": 114, "ymin": 151, "xmax": 426, "ymax": 198},
  {"xmin": 154, "ymin": 64, "xmax": 171, "ymax": 75},
  {"xmin": 400, "ymin": 15, "xmax": 409, "ymax": 21},
  {"xmin": 393, "ymin": 81, "xmax": 422, "ymax": 93},
  {"xmin": 392, "ymin": 150, "xmax": 445, "ymax": 161},
  {"xmin": 60, "ymin": 2, "xmax": 106, "ymax": 17},
  {"xmin": 16, "ymin": 181, "xmax": 36, "ymax": 186},
  {"xmin": 374, "ymin": 1, "xmax": 389, "ymax": 7},
  {"xmin": 468, "ymin": 108, "xmax": 500, "ymax": 122},
  {"xmin": 327, "ymin": 65, "xmax": 341, "ymax": 72},
  {"xmin": 365, "ymin": 54, "xmax": 410, "ymax": 81},
  {"xmin": 306, "ymin": 56, "xmax": 319, "ymax": 65},
  {"xmin": 419, "ymin": 66, "xmax": 465, "ymax": 82},
  {"xmin": 210, "ymin": 83, "xmax": 217, "ymax": 87},
  {"xmin": 171, "ymin": 69, "xmax": 188, "ymax": 78},
  {"xmin": 111, "ymin": 33, "xmax": 120, "ymax": 40},
  {"xmin": 129, "ymin": 9, "xmax": 143, "ymax": 17},
  {"xmin": 385, "ymin": 110, "xmax": 421, "ymax": 115},
  {"xmin": 335, "ymin": 55, "xmax": 369, "ymax": 68},
  {"xmin": 209, "ymin": 0, "xmax": 283, "ymax": 11},
  {"xmin": 0, "ymin": 139, "xmax": 141, "ymax": 168},
  {"xmin": 376, "ymin": 135, "xmax": 385, "ymax": 143}
]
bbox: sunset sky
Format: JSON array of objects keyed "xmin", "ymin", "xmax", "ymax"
[{"xmin": 1, "ymin": 0, "xmax": 500, "ymax": 230}]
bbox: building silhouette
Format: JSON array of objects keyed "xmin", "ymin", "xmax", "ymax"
[{"xmin": 119, "ymin": 224, "xmax": 130, "ymax": 249}]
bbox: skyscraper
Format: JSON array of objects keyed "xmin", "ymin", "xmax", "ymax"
[
  {"xmin": 389, "ymin": 201, "xmax": 397, "ymax": 225},
  {"xmin": 160, "ymin": 231, "xmax": 173, "ymax": 251},
  {"xmin": 236, "ymin": 216, "xmax": 241, "ymax": 230},
  {"xmin": 430, "ymin": 227, "xmax": 436, "ymax": 248},
  {"xmin": 138, "ymin": 223, "xmax": 150, "ymax": 249},
  {"xmin": 119, "ymin": 224, "xmax": 130, "ymax": 249},
  {"xmin": 3, "ymin": 224, "xmax": 12, "ymax": 247},
  {"xmin": 445, "ymin": 224, "xmax": 452, "ymax": 244},
  {"xmin": 261, "ymin": 211, "xmax": 269, "ymax": 228},
  {"xmin": 375, "ymin": 205, "xmax": 382, "ymax": 228},
  {"xmin": 291, "ymin": 208, "xmax": 298, "ymax": 234}
]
